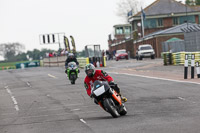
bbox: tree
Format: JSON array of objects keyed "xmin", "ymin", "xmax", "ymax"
[
  {"xmin": 26, "ymin": 48, "xmax": 54, "ymax": 60},
  {"xmin": 185, "ymin": 0, "xmax": 197, "ymax": 5},
  {"xmin": 77, "ymin": 50, "xmax": 86, "ymax": 57},
  {"xmin": 15, "ymin": 52, "xmax": 28, "ymax": 61},
  {"xmin": 40, "ymin": 48, "xmax": 54, "ymax": 58},
  {"xmin": 195, "ymin": 0, "xmax": 200, "ymax": 5},
  {"xmin": 0, "ymin": 43, "xmax": 25, "ymax": 61},
  {"xmin": 33, "ymin": 49, "xmax": 41, "ymax": 60},
  {"xmin": 116, "ymin": 0, "xmax": 142, "ymax": 22}
]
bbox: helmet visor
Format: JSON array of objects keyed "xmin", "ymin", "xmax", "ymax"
[{"xmin": 86, "ymin": 69, "xmax": 94, "ymax": 77}]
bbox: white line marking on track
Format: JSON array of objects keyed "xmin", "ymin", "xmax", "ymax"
[
  {"xmin": 14, "ymin": 105, "xmax": 19, "ymax": 111},
  {"xmin": 48, "ymin": 74, "xmax": 57, "ymax": 79},
  {"xmin": 71, "ymin": 108, "xmax": 81, "ymax": 111},
  {"xmin": 26, "ymin": 82, "xmax": 32, "ymax": 87},
  {"xmin": 109, "ymin": 72, "xmax": 200, "ymax": 85},
  {"xmin": 178, "ymin": 97, "xmax": 186, "ymax": 101},
  {"xmin": 80, "ymin": 119, "xmax": 87, "ymax": 124},
  {"xmin": 5, "ymin": 86, "xmax": 19, "ymax": 111}
]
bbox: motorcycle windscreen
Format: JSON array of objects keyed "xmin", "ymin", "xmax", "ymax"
[{"xmin": 93, "ymin": 86, "xmax": 105, "ymax": 96}]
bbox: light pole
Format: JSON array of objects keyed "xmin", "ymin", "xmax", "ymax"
[{"xmin": 185, "ymin": 3, "xmax": 188, "ymax": 27}]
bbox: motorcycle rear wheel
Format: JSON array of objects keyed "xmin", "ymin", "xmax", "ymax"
[{"xmin": 103, "ymin": 98, "xmax": 120, "ymax": 118}]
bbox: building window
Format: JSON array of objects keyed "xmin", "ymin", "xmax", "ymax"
[
  {"xmin": 173, "ymin": 17, "xmax": 179, "ymax": 25},
  {"xmin": 116, "ymin": 27, "xmax": 123, "ymax": 34},
  {"xmin": 157, "ymin": 18, "xmax": 163, "ymax": 27},
  {"xmin": 124, "ymin": 26, "xmax": 131, "ymax": 34}
]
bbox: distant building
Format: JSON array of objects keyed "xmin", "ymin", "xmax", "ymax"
[
  {"xmin": 108, "ymin": 0, "xmax": 200, "ymax": 58},
  {"xmin": 108, "ymin": 24, "xmax": 132, "ymax": 49}
]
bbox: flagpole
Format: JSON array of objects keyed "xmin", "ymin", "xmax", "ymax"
[{"xmin": 141, "ymin": 7, "xmax": 145, "ymax": 38}]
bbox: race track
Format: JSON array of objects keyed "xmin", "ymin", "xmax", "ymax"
[{"xmin": 1, "ymin": 59, "xmax": 200, "ymax": 133}]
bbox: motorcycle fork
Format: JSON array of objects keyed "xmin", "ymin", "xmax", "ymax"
[
  {"xmin": 98, "ymin": 101, "xmax": 106, "ymax": 111},
  {"xmin": 75, "ymin": 69, "xmax": 79, "ymax": 77},
  {"xmin": 67, "ymin": 69, "xmax": 70, "ymax": 78}
]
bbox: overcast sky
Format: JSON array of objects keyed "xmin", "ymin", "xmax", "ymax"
[{"xmin": 0, "ymin": 0, "xmax": 185, "ymax": 57}]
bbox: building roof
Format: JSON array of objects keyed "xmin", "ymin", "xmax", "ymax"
[
  {"xmin": 165, "ymin": 37, "xmax": 183, "ymax": 42},
  {"xmin": 134, "ymin": 0, "xmax": 198, "ymax": 17},
  {"xmin": 113, "ymin": 24, "xmax": 132, "ymax": 28},
  {"xmin": 139, "ymin": 23, "xmax": 200, "ymax": 41}
]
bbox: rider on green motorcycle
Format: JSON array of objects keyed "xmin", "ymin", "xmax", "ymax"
[{"xmin": 65, "ymin": 53, "xmax": 79, "ymax": 68}]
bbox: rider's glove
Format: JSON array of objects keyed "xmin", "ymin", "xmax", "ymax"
[
  {"xmin": 90, "ymin": 93, "xmax": 94, "ymax": 98},
  {"xmin": 109, "ymin": 81, "xmax": 116, "ymax": 86}
]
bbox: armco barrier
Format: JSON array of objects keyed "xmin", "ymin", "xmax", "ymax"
[{"xmin": 15, "ymin": 61, "xmax": 40, "ymax": 69}]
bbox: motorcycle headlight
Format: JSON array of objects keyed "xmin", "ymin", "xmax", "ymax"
[{"xmin": 93, "ymin": 86, "xmax": 105, "ymax": 96}]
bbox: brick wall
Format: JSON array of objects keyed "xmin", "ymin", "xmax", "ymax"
[
  {"xmin": 156, "ymin": 34, "xmax": 184, "ymax": 57},
  {"xmin": 163, "ymin": 17, "xmax": 173, "ymax": 27},
  {"xmin": 109, "ymin": 34, "xmax": 184, "ymax": 58}
]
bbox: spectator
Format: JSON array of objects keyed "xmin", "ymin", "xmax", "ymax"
[
  {"xmin": 61, "ymin": 49, "xmax": 65, "ymax": 56},
  {"xmin": 49, "ymin": 52, "xmax": 53, "ymax": 57},
  {"xmin": 65, "ymin": 49, "xmax": 69, "ymax": 56},
  {"xmin": 102, "ymin": 50, "xmax": 105, "ymax": 57},
  {"xmin": 46, "ymin": 52, "xmax": 49, "ymax": 58},
  {"xmin": 106, "ymin": 50, "xmax": 109, "ymax": 60}
]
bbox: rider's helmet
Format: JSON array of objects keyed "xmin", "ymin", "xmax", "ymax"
[
  {"xmin": 68, "ymin": 53, "xmax": 74, "ymax": 59},
  {"xmin": 85, "ymin": 63, "xmax": 95, "ymax": 77}
]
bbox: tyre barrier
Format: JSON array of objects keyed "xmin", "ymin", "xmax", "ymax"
[
  {"xmin": 162, "ymin": 52, "xmax": 200, "ymax": 79},
  {"xmin": 162, "ymin": 52, "xmax": 200, "ymax": 66}
]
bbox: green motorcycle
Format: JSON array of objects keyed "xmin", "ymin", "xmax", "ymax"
[{"xmin": 66, "ymin": 62, "xmax": 79, "ymax": 84}]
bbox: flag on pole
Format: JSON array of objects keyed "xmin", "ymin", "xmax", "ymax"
[
  {"xmin": 141, "ymin": 8, "xmax": 146, "ymax": 20},
  {"xmin": 127, "ymin": 9, "xmax": 133, "ymax": 17},
  {"xmin": 70, "ymin": 35, "xmax": 76, "ymax": 54},
  {"xmin": 64, "ymin": 36, "xmax": 70, "ymax": 52}
]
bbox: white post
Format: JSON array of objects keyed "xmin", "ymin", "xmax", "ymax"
[
  {"xmin": 191, "ymin": 54, "xmax": 195, "ymax": 79},
  {"xmin": 184, "ymin": 54, "xmax": 188, "ymax": 79},
  {"xmin": 196, "ymin": 61, "xmax": 200, "ymax": 78}
]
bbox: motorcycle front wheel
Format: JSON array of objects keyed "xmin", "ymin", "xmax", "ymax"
[
  {"xmin": 119, "ymin": 104, "xmax": 127, "ymax": 116},
  {"xmin": 103, "ymin": 98, "xmax": 120, "ymax": 118},
  {"xmin": 70, "ymin": 74, "xmax": 76, "ymax": 84}
]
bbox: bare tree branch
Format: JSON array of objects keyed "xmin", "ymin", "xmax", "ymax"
[
  {"xmin": 116, "ymin": 0, "xmax": 142, "ymax": 23},
  {"xmin": 0, "ymin": 43, "xmax": 25, "ymax": 61}
]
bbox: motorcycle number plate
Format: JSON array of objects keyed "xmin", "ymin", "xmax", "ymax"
[{"xmin": 93, "ymin": 86, "xmax": 105, "ymax": 96}]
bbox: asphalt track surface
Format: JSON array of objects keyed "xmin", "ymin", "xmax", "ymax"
[{"xmin": 1, "ymin": 59, "xmax": 200, "ymax": 133}]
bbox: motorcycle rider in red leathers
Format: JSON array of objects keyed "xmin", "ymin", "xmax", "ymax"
[{"xmin": 84, "ymin": 63, "xmax": 127, "ymax": 102}]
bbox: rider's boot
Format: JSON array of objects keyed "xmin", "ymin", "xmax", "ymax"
[{"xmin": 119, "ymin": 93, "xmax": 127, "ymax": 103}]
